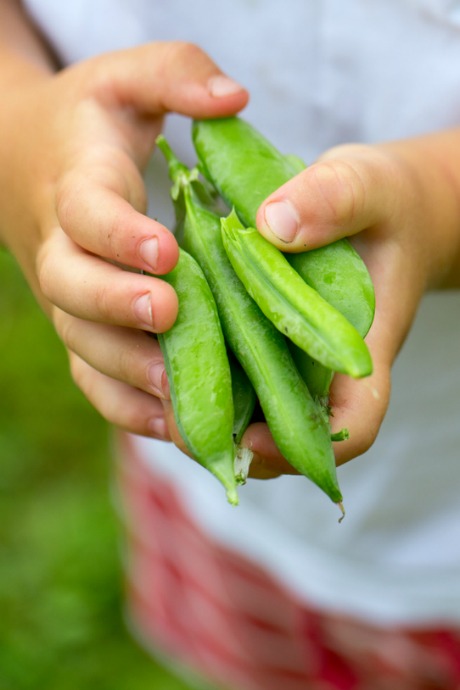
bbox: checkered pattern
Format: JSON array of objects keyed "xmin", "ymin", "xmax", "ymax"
[{"xmin": 116, "ymin": 434, "xmax": 460, "ymax": 690}]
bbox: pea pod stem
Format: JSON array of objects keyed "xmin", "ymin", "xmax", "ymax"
[{"xmin": 331, "ymin": 428, "xmax": 350, "ymax": 442}]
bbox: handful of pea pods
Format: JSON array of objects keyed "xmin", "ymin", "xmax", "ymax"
[{"xmin": 154, "ymin": 116, "xmax": 375, "ymax": 514}]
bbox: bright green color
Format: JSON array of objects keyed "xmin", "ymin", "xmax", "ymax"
[
  {"xmin": 288, "ymin": 240, "xmax": 375, "ymax": 338},
  {"xmin": 229, "ymin": 353, "xmax": 257, "ymax": 444},
  {"xmin": 192, "ymin": 115, "xmax": 375, "ymax": 398},
  {"xmin": 287, "ymin": 241, "xmax": 375, "ymax": 400},
  {"xmin": 157, "ymin": 137, "xmax": 342, "ymax": 505},
  {"xmin": 192, "ymin": 114, "xmax": 375, "ymax": 392},
  {"xmin": 158, "ymin": 248, "xmax": 238, "ymax": 505},
  {"xmin": 287, "ymin": 340, "xmax": 335, "ymax": 405},
  {"xmin": 192, "ymin": 116, "xmax": 300, "ymax": 225},
  {"xmin": 221, "ymin": 211, "xmax": 372, "ymax": 379}
]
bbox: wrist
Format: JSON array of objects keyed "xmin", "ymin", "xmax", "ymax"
[
  {"xmin": 0, "ymin": 0, "xmax": 58, "ymax": 76},
  {"xmin": 381, "ymin": 132, "xmax": 460, "ymax": 290}
]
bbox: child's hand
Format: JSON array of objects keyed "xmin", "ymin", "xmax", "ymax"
[
  {"xmin": 243, "ymin": 133, "xmax": 460, "ymax": 475},
  {"xmin": 0, "ymin": 41, "xmax": 248, "ymax": 438}
]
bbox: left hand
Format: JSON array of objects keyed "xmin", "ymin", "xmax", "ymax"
[{"xmin": 0, "ymin": 40, "xmax": 248, "ymax": 439}]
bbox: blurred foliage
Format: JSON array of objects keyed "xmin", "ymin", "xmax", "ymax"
[{"xmin": 0, "ymin": 249, "xmax": 194, "ymax": 690}]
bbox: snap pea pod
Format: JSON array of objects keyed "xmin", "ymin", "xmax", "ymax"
[
  {"xmin": 287, "ymin": 343, "xmax": 334, "ymax": 405},
  {"xmin": 229, "ymin": 353, "xmax": 257, "ymax": 444},
  {"xmin": 192, "ymin": 117, "xmax": 371, "ymax": 315},
  {"xmin": 157, "ymin": 248, "xmax": 238, "ymax": 506},
  {"xmin": 156, "ymin": 136, "xmax": 343, "ymax": 507},
  {"xmin": 192, "ymin": 116, "xmax": 375, "ymax": 395},
  {"xmin": 288, "ymin": 241, "xmax": 375, "ymax": 401},
  {"xmin": 192, "ymin": 116, "xmax": 301, "ymax": 224},
  {"xmin": 191, "ymin": 116, "xmax": 375, "ymax": 326},
  {"xmin": 289, "ymin": 241, "xmax": 375, "ymax": 338},
  {"xmin": 221, "ymin": 211, "xmax": 372, "ymax": 379}
]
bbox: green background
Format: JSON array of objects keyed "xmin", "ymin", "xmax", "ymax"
[{"xmin": 0, "ymin": 248, "xmax": 195, "ymax": 690}]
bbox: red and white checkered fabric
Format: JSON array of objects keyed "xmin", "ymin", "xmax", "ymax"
[{"xmin": 116, "ymin": 434, "xmax": 460, "ymax": 690}]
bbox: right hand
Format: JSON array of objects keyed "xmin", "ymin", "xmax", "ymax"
[
  {"xmin": 245, "ymin": 132, "xmax": 460, "ymax": 475},
  {"xmin": 0, "ymin": 41, "xmax": 248, "ymax": 438}
]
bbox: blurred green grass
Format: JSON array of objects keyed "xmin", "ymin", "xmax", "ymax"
[{"xmin": 0, "ymin": 249, "xmax": 194, "ymax": 690}]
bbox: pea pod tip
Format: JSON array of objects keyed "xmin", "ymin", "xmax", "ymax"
[
  {"xmin": 226, "ymin": 487, "xmax": 240, "ymax": 506},
  {"xmin": 337, "ymin": 502, "xmax": 346, "ymax": 523}
]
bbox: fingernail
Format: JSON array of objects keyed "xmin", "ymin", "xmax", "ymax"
[
  {"xmin": 139, "ymin": 237, "xmax": 159, "ymax": 271},
  {"xmin": 148, "ymin": 361, "xmax": 169, "ymax": 399},
  {"xmin": 263, "ymin": 200, "xmax": 300, "ymax": 243},
  {"xmin": 134, "ymin": 293, "xmax": 153, "ymax": 328},
  {"xmin": 208, "ymin": 75, "xmax": 244, "ymax": 97},
  {"xmin": 148, "ymin": 415, "xmax": 169, "ymax": 440}
]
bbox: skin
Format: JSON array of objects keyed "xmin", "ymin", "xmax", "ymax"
[
  {"xmin": 0, "ymin": 0, "xmax": 248, "ymax": 440},
  {"xmin": 2, "ymin": 1, "xmax": 460, "ymax": 479},
  {"xmin": 250, "ymin": 138, "xmax": 460, "ymax": 475}
]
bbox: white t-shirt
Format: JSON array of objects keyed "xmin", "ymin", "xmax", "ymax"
[{"xmin": 23, "ymin": 0, "xmax": 460, "ymax": 625}]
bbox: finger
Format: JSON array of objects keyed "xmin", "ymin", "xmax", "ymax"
[
  {"xmin": 39, "ymin": 233, "xmax": 178, "ymax": 333},
  {"xmin": 240, "ymin": 422, "xmax": 299, "ymax": 479},
  {"xmin": 69, "ymin": 352, "xmax": 171, "ymax": 439},
  {"xmin": 255, "ymin": 144, "xmax": 400, "ymax": 251},
  {"xmin": 161, "ymin": 399, "xmax": 193, "ymax": 458},
  {"xmin": 163, "ymin": 402, "xmax": 290, "ymax": 475},
  {"xmin": 54, "ymin": 309, "xmax": 170, "ymax": 400},
  {"xmin": 54, "ymin": 41, "xmax": 248, "ymax": 275},
  {"xmin": 55, "ymin": 159, "xmax": 179, "ymax": 275},
  {"xmin": 328, "ymin": 303, "xmax": 393, "ymax": 465},
  {"xmin": 329, "ymin": 370, "xmax": 390, "ymax": 466},
  {"xmin": 94, "ymin": 41, "xmax": 249, "ymax": 119}
]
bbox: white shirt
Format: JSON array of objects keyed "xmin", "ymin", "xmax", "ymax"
[{"xmin": 23, "ymin": 0, "xmax": 460, "ymax": 625}]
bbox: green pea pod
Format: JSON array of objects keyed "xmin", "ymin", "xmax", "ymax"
[
  {"xmin": 192, "ymin": 116, "xmax": 375, "ymax": 395},
  {"xmin": 157, "ymin": 248, "xmax": 238, "ymax": 506},
  {"xmin": 221, "ymin": 210, "xmax": 372, "ymax": 379},
  {"xmin": 287, "ymin": 343, "xmax": 334, "ymax": 405},
  {"xmin": 289, "ymin": 240, "xmax": 375, "ymax": 338},
  {"xmin": 229, "ymin": 353, "xmax": 257, "ymax": 444},
  {"xmin": 192, "ymin": 116, "xmax": 300, "ymax": 223},
  {"xmin": 156, "ymin": 136, "xmax": 343, "ymax": 507},
  {"xmin": 288, "ymin": 242, "xmax": 376, "ymax": 401}
]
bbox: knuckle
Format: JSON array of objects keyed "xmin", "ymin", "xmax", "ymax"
[
  {"xmin": 92, "ymin": 282, "xmax": 114, "ymax": 322},
  {"xmin": 55, "ymin": 172, "xmax": 81, "ymax": 234},
  {"xmin": 68, "ymin": 351, "xmax": 89, "ymax": 390},
  {"xmin": 36, "ymin": 241, "xmax": 56, "ymax": 301},
  {"xmin": 53, "ymin": 308, "xmax": 77, "ymax": 350},
  {"xmin": 165, "ymin": 40, "xmax": 206, "ymax": 67},
  {"xmin": 105, "ymin": 209, "xmax": 139, "ymax": 262},
  {"xmin": 310, "ymin": 158, "xmax": 367, "ymax": 228},
  {"xmin": 155, "ymin": 40, "xmax": 214, "ymax": 91},
  {"xmin": 127, "ymin": 169, "xmax": 148, "ymax": 213},
  {"xmin": 115, "ymin": 344, "xmax": 138, "ymax": 382},
  {"xmin": 106, "ymin": 331, "xmax": 152, "ymax": 389}
]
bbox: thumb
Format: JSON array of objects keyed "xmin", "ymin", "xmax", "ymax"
[
  {"xmin": 90, "ymin": 40, "xmax": 249, "ymax": 119},
  {"xmin": 256, "ymin": 144, "xmax": 395, "ymax": 252}
]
